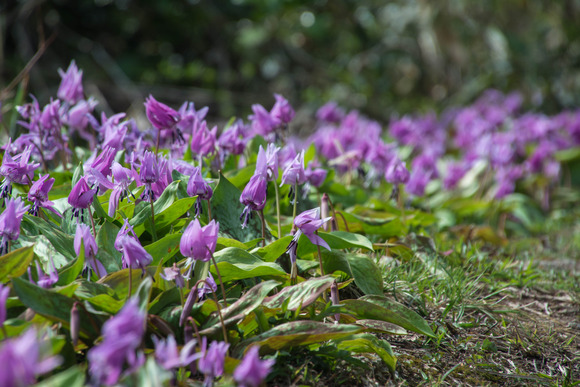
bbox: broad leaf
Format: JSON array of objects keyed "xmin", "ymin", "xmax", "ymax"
[
  {"xmin": 346, "ymin": 253, "xmax": 383, "ymax": 295},
  {"xmin": 334, "ymin": 333, "xmax": 397, "ymax": 373},
  {"xmin": 211, "ymin": 247, "xmax": 286, "ymax": 282},
  {"xmin": 0, "ymin": 245, "xmax": 35, "ymax": 282},
  {"xmin": 262, "ymin": 275, "xmax": 335, "ymax": 310}
]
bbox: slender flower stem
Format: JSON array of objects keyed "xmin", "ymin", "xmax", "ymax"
[
  {"xmin": 179, "ymin": 286, "xmax": 185, "ymax": 309},
  {"xmin": 258, "ymin": 210, "xmax": 266, "ymax": 247},
  {"xmin": 326, "ymin": 195, "xmax": 340, "ymax": 232},
  {"xmin": 187, "ymin": 316, "xmax": 202, "ymax": 347},
  {"xmin": 195, "ymin": 278, "xmax": 229, "ymax": 346},
  {"xmin": 292, "ymin": 182, "xmax": 298, "ymax": 220},
  {"xmin": 209, "ymin": 250, "xmax": 228, "ymax": 308},
  {"xmin": 127, "ymin": 265, "xmax": 133, "ymax": 299},
  {"xmin": 206, "ymin": 198, "xmax": 212, "ymax": 221},
  {"xmin": 149, "ymin": 196, "xmax": 157, "ymax": 241},
  {"xmin": 273, "ymin": 182, "xmax": 282, "ymax": 238}
]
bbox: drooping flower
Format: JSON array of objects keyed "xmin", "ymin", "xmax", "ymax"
[
  {"xmin": 139, "ymin": 151, "xmax": 159, "ymax": 201},
  {"xmin": 57, "ymin": 60, "xmax": 84, "ymax": 104},
  {"xmin": 84, "ymin": 146, "xmax": 117, "ymax": 194},
  {"xmin": 0, "ymin": 328, "xmax": 62, "ymax": 387},
  {"xmin": 88, "ymin": 298, "xmax": 146, "ymax": 386},
  {"xmin": 259, "ymin": 144, "xmax": 280, "ymax": 182},
  {"xmin": 115, "ymin": 234, "xmax": 152, "ymax": 275},
  {"xmin": 234, "ymin": 346, "xmax": 275, "ymax": 387},
  {"xmin": 145, "ymin": 95, "xmax": 181, "ymax": 133},
  {"xmin": 180, "ymin": 219, "xmax": 219, "ymax": 270},
  {"xmin": 0, "ymin": 197, "xmax": 30, "ymax": 255},
  {"xmin": 270, "ymin": 93, "xmax": 295, "ymax": 126},
  {"xmin": 280, "ymin": 150, "xmax": 306, "ymax": 203},
  {"xmin": 179, "ymin": 272, "xmax": 217, "ymax": 326},
  {"xmin": 28, "ymin": 174, "xmax": 60, "ymax": 217},
  {"xmin": 74, "ymin": 223, "xmax": 106, "ymax": 279},
  {"xmin": 187, "ymin": 167, "xmax": 213, "ymax": 217},
  {"xmin": 249, "ymin": 104, "xmax": 277, "ymax": 136},
  {"xmin": 316, "ymin": 101, "xmax": 344, "ymax": 123},
  {"xmin": 239, "ymin": 174, "xmax": 267, "ymax": 228},
  {"xmin": 190, "ymin": 121, "xmax": 218, "ymax": 158},
  {"xmin": 160, "ymin": 264, "xmax": 185, "ymax": 289},
  {"xmin": 385, "ymin": 158, "xmax": 410, "ymax": 185},
  {"xmin": 68, "ymin": 176, "xmax": 96, "ymax": 222},
  {"xmin": 107, "ymin": 162, "xmax": 136, "ymax": 217},
  {"xmin": 0, "ymin": 140, "xmax": 40, "ymax": 201},
  {"xmin": 217, "ymin": 120, "xmax": 247, "ymax": 156},
  {"xmin": 198, "ymin": 339, "xmax": 230, "ymax": 386},
  {"xmin": 286, "ymin": 207, "xmax": 332, "ymax": 265},
  {"xmin": 0, "ymin": 283, "xmax": 9, "ymax": 328},
  {"xmin": 29, "ymin": 256, "xmax": 59, "ymax": 289},
  {"xmin": 153, "ymin": 335, "xmax": 200, "ymax": 370}
]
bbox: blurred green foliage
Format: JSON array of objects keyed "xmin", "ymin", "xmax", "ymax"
[{"xmin": 2, "ymin": 0, "xmax": 580, "ymax": 119}]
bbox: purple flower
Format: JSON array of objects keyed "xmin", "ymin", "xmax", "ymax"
[
  {"xmin": 234, "ymin": 346, "xmax": 275, "ymax": 387},
  {"xmin": 190, "ymin": 121, "xmax": 218, "ymax": 157},
  {"xmin": 0, "ymin": 283, "xmax": 9, "ymax": 328},
  {"xmin": 249, "ymin": 104, "xmax": 277, "ymax": 136},
  {"xmin": 280, "ymin": 150, "xmax": 306, "ymax": 187},
  {"xmin": 64, "ymin": 97, "xmax": 98, "ymax": 131},
  {"xmin": 153, "ymin": 335, "xmax": 200, "ymax": 370},
  {"xmin": 108, "ymin": 162, "xmax": 136, "ymax": 217},
  {"xmin": 187, "ymin": 167, "xmax": 213, "ymax": 217},
  {"xmin": 115, "ymin": 234, "xmax": 152, "ymax": 274},
  {"xmin": 316, "ymin": 101, "xmax": 344, "ymax": 123},
  {"xmin": 0, "ymin": 328, "xmax": 62, "ymax": 387},
  {"xmin": 68, "ymin": 176, "xmax": 96, "ymax": 222},
  {"xmin": 0, "ymin": 197, "xmax": 30, "ymax": 255},
  {"xmin": 58, "ymin": 60, "xmax": 84, "ymax": 104},
  {"xmin": 139, "ymin": 151, "xmax": 159, "ymax": 201},
  {"xmin": 304, "ymin": 165, "xmax": 327, "ymax": 187},
  {"xmin": 255, "ymin": 144, "xmax": 280, "ymax": 182},
  {"xmin": 88, "ymin": 298, "xmax": 146, "ymax": 386},
  {"xmin": 239, "ymin": 174, "xmax": 267, "ymax": 228},
  {"xmin": 28, "ymin": 174, "xmax": 60, "ymax": 217},
  {"xmin": 160, "ymin": 264, "xmax": 185, "ymax": 288},
  {"xmin": 145, "ymin": 95, "xmax": 181, "ymax": 132},
  {"xmin": 198, "ymin": 339, "xmax": 230, "ymax": 385},
  {"xmin": 0, "ymin": 141, "xmax": 40, "ymax": 200},
  {"xmin": 180, "ymin": 219, "xmax": 219, "ymax": 267},
  {"xmin": 270, "ymin": 93, "xmax": 295, "ymax": 125},
  {"xmin": 218, "ymin": 121, "xmax": 247, "ymax": 156},
  {"xmin": 443, "ymin": 162, "xmax": 467, "ymax": 190},
  {"xmin": 385, "ymin": 158, "xmax": 410, "ymax": 185},
  {"xmin": 286, "ymin": 207, "xmax": 332, "ymax": 265},
  {"xmin": 74, "ymin": 223, "xmax": 106, "ymax": 279},
  {"xmin": 177, "ymin": 101, "xmax": 209, "ymax": 136},
  {"xmin": 29, "ymin": 257, "xmax": 58, "ymax": 289}
]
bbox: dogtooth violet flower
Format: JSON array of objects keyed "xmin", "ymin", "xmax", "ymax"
[
  {"xmin": 114, "ymin": 220, "xmax": 152, "ymax": 274},
  {"xmin": 187, "ymin": 167, "xmax": 213, "ymax": 217},
  {"xmin": 107, "ymin": 162, "xmax": 136, "ymax": 217},
  {"xmin": 280, "ymin": 150, "xmax": 306, "ymax": 203},
  {"xmin": 0, "ymin": 197, "xmax": 30, "ymax": 255},
  {"xmin": 179, "ymin": 272, "xmax": 217, "ymax": 326},
  {"xmin": 88, "ymin": 298, "xmax": 146, "ymax": 386},
  {"xmin": 153, "ymin": 335, "xmax": 200, "ymax": 370},
  {"xmin": 145, "ymin": 95, "xmax": 183, "ymax": 143},
  {"xmin": 233, "ymin": 346, "xmax": 275, "ymax": 387},
  {"xmin": 57, "ymin": 60, "xmax": 84, "ymax": 104},
  {"xmin": 0, "ymin": 140, "xmax": 40, "ymax": 201},
  {"xmin": 74, "ymin": 223, "xmax": 106, "ymax": 279},
  {"xmin": 249, "ymin": 103, "xmax": 277, "ymax": 136},
  {"xmin": 270, "ymin": 93, "xmax": 295, "ymax": 126},
  {"xmin": 385, "ymin": 158, "xmax": 410, "ymax": 185},
  {"xmin": 68, "ymin": 176, "xmax": 97, "ymax": 222},
  {"xmin": 286, "ymin": 207, "xmax": 332, "ymax": 266},
  {"xmin": 28, "ymin": 256, "xmax": 58, "ymax": 289},
  {"xmin": 180, "ymin": 219, "xmax": 219, "ymax": 278},
  {"xmin": 139, "ymin": 150, "xmax": 160, "ymax": 201},
  {"xmin": 160, "ymin": 264, "xmax": 185, "ymax": 288},
  {"xmin": 239, "ymin": 169, "xmax": 268, "ymax": 229},
  {"xmin": 198, "ymin": 338, "xmax": 230, "ymax": 387},
  {"xmin": 0, "ymin": 328, "xmax": 62, "ymax": 387},
  {"xmin": 0, "ymin": 283, "xmax": 9, "ymax": 328},
  {"xmin": 28, "ymin": 174, "xmax": 60, "ymax": 217}
]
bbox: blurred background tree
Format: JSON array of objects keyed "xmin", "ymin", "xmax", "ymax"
[{"xmin": 1, "ymin": 0, "xmax": 580, "ymax": 122}]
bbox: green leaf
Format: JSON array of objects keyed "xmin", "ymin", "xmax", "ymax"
[
  {"xmin": 96, "ymin": 221, "xmax": 122, "ymax": 272},
  {"xmin": 319, "ymin": 231, "xmax": 374, "ymax": 251},
  {"xmin": 346, "ymin": 253, "xmax": 383, "ymax": 295},
  {"xmin": 146, "ymin": 233, "xmax": 182, "ymax": 266},
  {"xmin": 130, "ymin": 180, "xmax": 187, "ymax": 236},
  {"xmin": 334, "ymin": 333, "xmax": 397, "ymax": 373},
  {"xmin": 262, "ymin": 275, "xmax": 335, "ymax": 310},
  {"xmin": 0, "ymin": 245, "xmax": 35, "ymax": 282},
  {"xmin": 34, "ymin": 365, "xmax": 86, "ymax": 387},
  {"xmin": 144, "ymin": 197, "xmax": 196, "ymax": 236},
  {"xmin": 340, "ymin": 296, "xmax": 436, "ymax": 338},
  {"xmin": 225, "ymin": 165, "xmax": 255, "ymax": 190},
  {"xmin": 338, "ymin": 212, "xmax": 405, "ymax": 237},
  {"xmin": 22, "ymin": 215, "xmax": 76, "ymax": 259},
  {"xmin": 321, "ymin": 250, "xmax": 353, "ymax": 277},
  {"xmin": 11, "ymin": 277, "xmax": 101, "ymax": 340},
  {"xmin": 211, "ymin": 247, "xmax": 286, "ymax": 282},
  {"xmin": 237, "ymin": 321, "xmax": 363, "ymax": 355},
  {"xmin": 217, "ymin": 237, "xmax": 249, "ymax": 250},
  {"xmin": 251, "ymin": 235, "xmax": 293, "ymax": 262},
  {"xmin": 98, "ymin": 267, "xmax": 157, "ymax": 300},
  {"xmin": 210, "ymin": 173, "xmax": 268, "ymax": 243},
  {"xmin": 200, "ymin": 280, "xmax": 279, "ymax": 335},
  {"xmin": 56, "ymin": 253, "xmax": 85, "ymax": 286}
]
